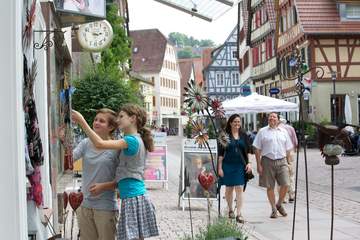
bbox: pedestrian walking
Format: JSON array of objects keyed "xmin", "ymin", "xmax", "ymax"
[
  {"xmin": 72, "ymin": 108, "xmax": 119, "ymax": 240},
  {"xmin": 253, "ymin": 112, "xmax": 293, "ymax": 218},
  {"xmin": 72, "ymin": 104, "xmax": 159, "ymax": 240},
  {"xmin": 218, "ymin": 114, "xmax": 252, "ymax": 223},
  {"xmin": 278, "ymin": 117, "xmax": 298, "ymax": 203}
]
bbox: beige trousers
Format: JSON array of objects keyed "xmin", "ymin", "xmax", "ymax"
[{"xmin": 77, "ymin": 206, "xmax": 118, "ymax": 240}]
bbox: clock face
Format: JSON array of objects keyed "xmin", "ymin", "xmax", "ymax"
[{"xmin": 77, "ymin": 20, "xmax": 113, "ymax": 52}]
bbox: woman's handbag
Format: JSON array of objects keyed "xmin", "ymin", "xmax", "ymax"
[{"xmin": 245, "ymin": 170, "xmax": 255, "ymax": 181}]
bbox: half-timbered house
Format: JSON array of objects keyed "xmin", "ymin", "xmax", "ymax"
[
  {"xmin": 246, "ymin": 0, "xmax": 280, "ymax": 97},
  {"xmin": 238, "ymin": 0, "xmax": 253, "ymax": 92},
  {"xmin": 204, "ymin": 26, "xmax": 241, "ymax": 101},
  {"xmin": 276, "ymin": 0, "xmax": 360, "ymax": 124}
]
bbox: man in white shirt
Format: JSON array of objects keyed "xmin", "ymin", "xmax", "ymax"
[{"xmin": 253, "ymin": 112, "xmax": 293, "ymax": 218}]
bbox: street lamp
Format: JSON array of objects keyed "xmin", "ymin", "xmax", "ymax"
[
  {"xmin": 329, "ymin": 70, "xmax": 339, "ymax": 240},
  {"xmin": 331, "ymin": 71, "xmax": 337, "ymax": 125}
]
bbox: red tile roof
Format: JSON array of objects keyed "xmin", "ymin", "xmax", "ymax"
[
  {"xmin": 130, "ymin": 29, "xmax": 168, "ymax": 73},
  {"xmin": 295, "ymin": 0, "xmax": 360, "ymax": 34},
  {"xmin": 178, "ymin": 59, "xmax": 194, "ymax": 104},
  {"xmin": 192, "ymin": 58, "xmax": 204, "ymax": 85},
  {"xmin": 242, "ymin": 0, "xmax": 250, "ymax": 36},
  {"xmin": 202, "ymin": 48, "xmax": 213, "ymax": 70},
  {"xmin": 265, "ymin": 0, "xmax": 277, "ymax": 30}
]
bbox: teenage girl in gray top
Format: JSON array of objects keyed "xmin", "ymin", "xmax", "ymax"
[
  {"xmin": 72, "ymin": 104, "xmax": 159, "ymax": 240},
  {"xmin": 72, "ymin": 108, "xmax": 119, "ymax": 240}
]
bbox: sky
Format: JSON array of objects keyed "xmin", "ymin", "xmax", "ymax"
[{"xmin": 127, "ymin": 0, "xmax": 239, "ymax": 45}]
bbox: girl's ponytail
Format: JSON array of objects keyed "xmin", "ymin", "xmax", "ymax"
[
  {"xmin": 139, "ymin": 127, "xmax": 154, "ymax": 152},
  {"xmin": 120, "ymin": 103, "xmax": 154, "ymax": 152}
]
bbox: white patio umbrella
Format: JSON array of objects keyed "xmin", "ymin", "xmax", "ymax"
[
  {"xmin": 344, "ymin": 94, "xmax": 352, "ymax": 124},
  {"xmin": 222, "ymin": 95, "xmax": 243, "ymax": 114},
  {"xmin": 223, "ymin": 93, "xmax": 299, "ymax": 113}
]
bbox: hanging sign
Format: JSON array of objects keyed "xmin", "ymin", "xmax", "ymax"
[
  {"xmin": 269, "ymin": 87, "xmax": 281, "ymax": 95},
  {"xmin": 54, "ymin": 0, "xmax": 106, "ymax": 26},
  {"xmin": 241, "ymin": 85, "xmax": 252, "ymax": 96}
]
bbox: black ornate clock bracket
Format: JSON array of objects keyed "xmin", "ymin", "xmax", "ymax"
[{"xmin": 33, "ymin": 29, "xmax": 65, "ymax": 50}]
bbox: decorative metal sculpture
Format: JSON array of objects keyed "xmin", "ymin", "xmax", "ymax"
[
  {"xmin": 33, "ymin": 29, "xmax": 64, "ymax": 51},
  {"xmin": 183, "ymin": 79, "xmax": 226, "ymax": 218},
  {"xmin": 278, "ymin": 45, "xmax": 324, "ymax": 240}
]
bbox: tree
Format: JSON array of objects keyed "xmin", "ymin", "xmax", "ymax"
[
  {"xmin": 98, "ymin": 3, "xmax": 131, "ymax": 72},
  {"xmin": 168, "ymin": 32, "xmax": 215, "ymax": 47},
  {"xmin": 177, "ymin": 47, "xmax": 193, "ymax": 59},
  {"xmin": 72, "ymin": 70, "xmax": 141, "ymax": 124}
]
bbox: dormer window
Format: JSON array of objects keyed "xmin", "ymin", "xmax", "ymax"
[
  {"xmin": 346, "ymin": 4, "xmax": 360, "ymax": 19},
  {"xmin": 339, "ymin": 3, "xmax": 360, "ymax": 20}
]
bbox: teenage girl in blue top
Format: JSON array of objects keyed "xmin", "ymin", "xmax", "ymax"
[{"xmin": 72, "ymin": 104, "xmax": 159, "ymax": 240}]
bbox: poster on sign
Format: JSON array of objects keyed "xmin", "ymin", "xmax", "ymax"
[
  {"xmin": 144, "ymin": 145, "xmax": 167, "ymax": 181},
  {"xmin": 181, "ymin": 139, "xmax": 217, "ymax": 200},
  {"xmin": 144, "ymin": 132, "xmax": 167, "ymax": 184}
]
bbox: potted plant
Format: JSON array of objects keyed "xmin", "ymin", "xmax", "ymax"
[{"xmin": 181, "ymin": 217, "xmax": 248, "ymax": 240}]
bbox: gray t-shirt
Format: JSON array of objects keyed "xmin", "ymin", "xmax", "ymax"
[{"xmin": 73, "ymin": 138, "xmax": 119, "ymax": 211}]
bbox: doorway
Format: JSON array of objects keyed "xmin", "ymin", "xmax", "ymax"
[{"xmin": 330, "ymin": 94, "xmax": 345, "ymax": 124}]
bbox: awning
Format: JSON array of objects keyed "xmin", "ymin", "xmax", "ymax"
[{"xmin": 153, "ymin": 0, "xmax": 239, "ymax": 22}]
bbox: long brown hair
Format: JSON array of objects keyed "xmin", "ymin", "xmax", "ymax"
[
  {"xmin": 96, "ymin": 108, "xmax": 118, "ymax": 135},
  {"xmin": 225, "ymin": 114, "xmax": 243, "ymax": 136},
  {"xmin": 120, "ymin": 104, "xmax": 154, "ymax": 152}
]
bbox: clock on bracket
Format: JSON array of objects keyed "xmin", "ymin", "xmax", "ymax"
[{"xmin": 77, "ymin": 20, "xmax": 114, "ymax": 52}]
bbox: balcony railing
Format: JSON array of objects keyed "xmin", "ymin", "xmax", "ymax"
[
  {"xmin": 251, "ymin": 21, "xmax": 271, "ymax": 43},
  {"xmin": 252, "ymin": 57, "xmax": 277, "ymax": 78}
]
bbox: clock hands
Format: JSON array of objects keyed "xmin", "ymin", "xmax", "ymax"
[{"xmin": 92, "ymin": 32, "xmax": 102, "ymax": 36}]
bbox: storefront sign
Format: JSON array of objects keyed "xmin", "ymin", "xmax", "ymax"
[{"xmin": 278, "ymin": 24, "xmax": 301, "ymax": 49}]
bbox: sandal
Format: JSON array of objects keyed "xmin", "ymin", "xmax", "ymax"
[
  {"xmin": 236, "ymin": 215, "xmax": 244, "ymax": 224},
  {"xmin": 228, "ymin": 211, "xmax": 235, "ymax": 219}
]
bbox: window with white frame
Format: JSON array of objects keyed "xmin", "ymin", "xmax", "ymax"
[
  {"xmin": 232, "ymin": 73, "xmax": 239, "ymax": 85},
  {"xmin": 346, "ymin": 4, "xmax": 360, "ymax": 18},
  {"xmin": 340, "ymin": 4, "xmax": 360, "ymax": 20},
  {"xmin": 216, "ymin": 73, "xmax": 224, "ymax": 85}
]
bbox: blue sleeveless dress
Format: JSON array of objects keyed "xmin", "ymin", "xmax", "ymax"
[{"xmin": 219, "ymin": 138, "xmax": 246, "ymax": 186}]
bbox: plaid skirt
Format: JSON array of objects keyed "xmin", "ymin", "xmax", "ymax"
[{"xmin": 117, "ymin": 195, "xmax": 159, "ymax": 240}]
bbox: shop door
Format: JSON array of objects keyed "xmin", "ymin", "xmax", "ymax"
[{"xmin": 330, "ymin": 94, "xmax": 345, "ymax": 124}]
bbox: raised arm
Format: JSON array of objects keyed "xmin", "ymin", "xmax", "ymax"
[{"xmin": 72, "ymin": 110, "xmax": 127, "ymax": 150}]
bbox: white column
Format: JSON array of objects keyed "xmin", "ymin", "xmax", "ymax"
[
  {"xmin": 253, "ymin": 113, "xmax": 257, "ymax": 131},
  {"xmin": 0, "ymin": 0, "xmax": 28, "ymax": 239}
]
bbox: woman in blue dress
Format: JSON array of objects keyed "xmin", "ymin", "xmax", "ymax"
[{"xmin": 218, "ymin": 114, "xmax": 252, "ymax": 223}]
